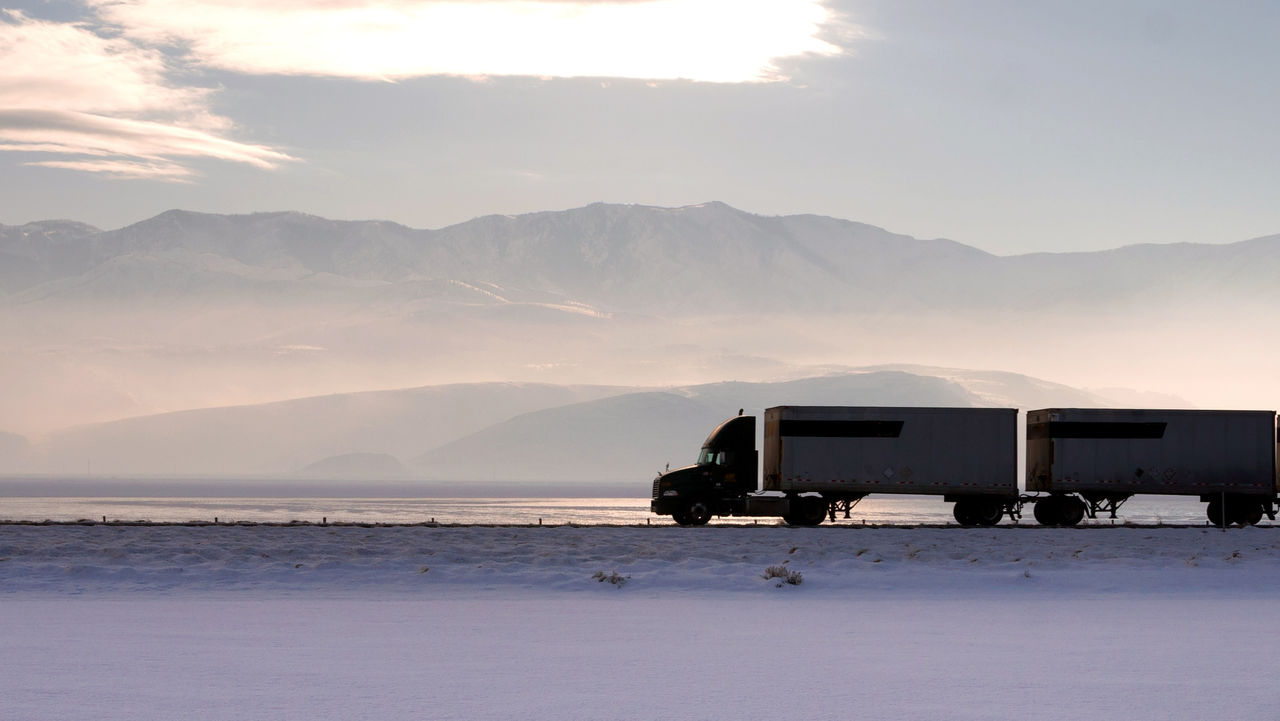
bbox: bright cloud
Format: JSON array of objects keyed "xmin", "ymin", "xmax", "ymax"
[
  {"xmin": 0, "ymin": 10, "xmax": 211, "ymax": 122},
  {"xmin": 0, "ymin": 10, "xmax": 292, "ymax": 179},
  {"xmin": 89, "ymin": 0, "xmax": 848, "ymax": 82},
  {"xmin": 2, "ymin": 1, "xmax": 846, "ymax": 180}
]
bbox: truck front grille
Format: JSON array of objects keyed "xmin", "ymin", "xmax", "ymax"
[{"xmin": 652, "ymin": 477, "xmax": 661, "ymax": 499}]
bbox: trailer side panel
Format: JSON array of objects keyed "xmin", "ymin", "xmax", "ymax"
[{"xmin": 763, "ymin": 406, "xmax": 1017, "ymax": 497}]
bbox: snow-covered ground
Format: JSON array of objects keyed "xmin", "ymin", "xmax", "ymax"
[{"xmin": 4, "ymin": 525, "xmax": 1279, "ymax": 720}]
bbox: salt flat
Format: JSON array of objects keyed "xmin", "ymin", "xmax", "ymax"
[{"xmin": 3, "ymin": 526, "xmax": 1279, "ymax": 720}]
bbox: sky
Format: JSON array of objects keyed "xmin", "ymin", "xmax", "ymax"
[{"xmin": 1, "ymin": 0, "xmax": 1279, "ymax": 255}]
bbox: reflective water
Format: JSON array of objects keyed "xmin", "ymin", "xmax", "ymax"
[{"xmin": 0, "ymin": 495, "xmax": 1251, "ymax": 526}]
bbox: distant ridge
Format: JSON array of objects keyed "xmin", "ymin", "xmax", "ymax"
[
  {"xmin": 5, "ymin": 202, "xmax": 1278, "ymax": 313},
  {"xmin": 27, "ymin": 369, "xmax": 1130, "ymax": 482}
]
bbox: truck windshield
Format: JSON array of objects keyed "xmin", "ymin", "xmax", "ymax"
[{"xmin": 697, "ymin": 449, "xmax": 733, "ymax": 465}]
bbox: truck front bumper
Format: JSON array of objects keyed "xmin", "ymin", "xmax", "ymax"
[{"xmin": 651, "ymin": 497, "xmax": 681, "ymax": 516}]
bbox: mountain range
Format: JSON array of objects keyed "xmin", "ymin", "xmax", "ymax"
[
  {"xmin": 6, "ymin": 202, "xmax": 1279, "ymax": 314},
  {"xmin": 1, "ymin": 201, "xmax": 1276, "ymax": 480}
]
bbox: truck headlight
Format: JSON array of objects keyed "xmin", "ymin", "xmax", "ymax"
[{"xmin": 662, "ymin": 490, "xmax": 679, "ymax": 497}]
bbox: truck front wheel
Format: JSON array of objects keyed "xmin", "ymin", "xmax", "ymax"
[{"xmin": 679, "ymin": 499, "xmax": 712, "ymax": 526}]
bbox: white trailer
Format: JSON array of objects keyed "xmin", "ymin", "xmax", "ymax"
[{"xmin": 1026, "ymin": 408, "xmax": 1280, "ymax": 525}]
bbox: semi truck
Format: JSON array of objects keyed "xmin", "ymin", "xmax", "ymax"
[
  {"xmin": 651, "ymin": 405, "xmax": 1280, "ymax": 526},
  {"xmin": 651, "ymin": 406, "xmax": 1019, "ymax": 526}
]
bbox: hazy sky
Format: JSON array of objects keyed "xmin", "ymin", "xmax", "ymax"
[{"xmin": 2, "ymin": 0, "xmax": 1278, "ymax": 254}]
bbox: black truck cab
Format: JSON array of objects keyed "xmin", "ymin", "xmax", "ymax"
[{"xmin": 650, "ymin": 414, "xmax": 757, "ymax": 525}]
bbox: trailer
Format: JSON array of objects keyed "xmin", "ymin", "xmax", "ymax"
[
  {"xmin": 1026, "ymin": 408, "xmax": 1280, "ymax": 526},
  {"xmin": 651, "ymin": 406, "xmax": 1019, "ymax": 526}
]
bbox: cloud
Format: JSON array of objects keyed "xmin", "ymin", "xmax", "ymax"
[
  {"xmin": 0, "ymin": 10, "xmax": 292, "ymax": 179},
  {"xmin": 0, "ymin": 110, "xmax": 294, "ymax": 180},
  {"xmin": 89, "ymin": 0, "xmax": 849, "ymax": 82},
  {"xmin": 20, "ymin": 158, "xmax": 196, "ymax": 181},
  {"xmin": 1, "ymin": 1, "xmax": 849, "ymax": 179}
]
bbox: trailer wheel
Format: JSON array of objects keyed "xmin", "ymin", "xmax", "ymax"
[
  {"xmin": 681, "ymin": 499, "xmax": 712, "ymax": 526},
  {"xmin": 1206, "ymin": 499, "xmax": 1226, "ymax": 527},
  {"xmin": 784, "ymin": 496, "xmax": 827, "ymax": 526},
  {"xmin": 1057, "ymin": 496, "xmax": 1085, "ymax": 527},
  {"xmin": 1240, "ymin": 502, "xmax": 1264, "ymax": 526},
  {"xmin": 1032, "ymin": 497, "xmax": 1060, "ymax": 526},
  {"xmin": 972, "ymin": 498, "xmax": 1004, "ymax": 527},
  {"xmin": 952, "ymin": 499, "xmax": 979, "ymax": 526},
  {"xmin": 1213, "ymin": 498, "xmax": 1265, "ymax": 527}
]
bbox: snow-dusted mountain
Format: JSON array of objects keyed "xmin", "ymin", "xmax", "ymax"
[
  {"xmin": 6, "ymin": 203, "xmax": 1278, "ymax": 313},
  {"xmin": 1, "ymin": 202, "xmax": 1276, "ymax": 443}
]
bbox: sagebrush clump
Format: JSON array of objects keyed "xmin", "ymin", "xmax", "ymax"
[
  {"xmin": 592, "ymin": 570, "xmax": 629, "ymax": 587},
  {"xmin": 762, "ymin": 565, "xmax": 803, "ymax": 586}
]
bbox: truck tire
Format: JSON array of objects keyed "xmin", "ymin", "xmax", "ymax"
[
  {"xmin": 1211, "ymin": 497, "xmax": 1265, "ymax": 527},
  {"xmin": 952, "ymin": 499, "xmax": 979, "ymax": 526},
  {"xmin": 1032, "ymin": 497, "xmax": 1060, "ymax": 526},
  {"xmin": 681, "ymin": 499, "xmax": 712, "ymax": 526},
  {"xmin": 1240, "ymin": 502, "xmax": 1264, "ymax": 526},
  {"xmin": 972, "ymin": 498, "xmax": 1004, "ymax": 527},
  {"xmin": 784, "ymin": 496, "xmax": 827, "ymax": 526},
  {"xmin": 1056, "ymin": 496, "xmax": 1085, "ymax": 526},
  {"xmin": 1206, "ymin": 498, "xmax": 1226, "ymax": 527}
]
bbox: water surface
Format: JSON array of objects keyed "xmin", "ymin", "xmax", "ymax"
[{"xmin": 0, "ymin": 494, "xmax": 1241, "ymax": 526}]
